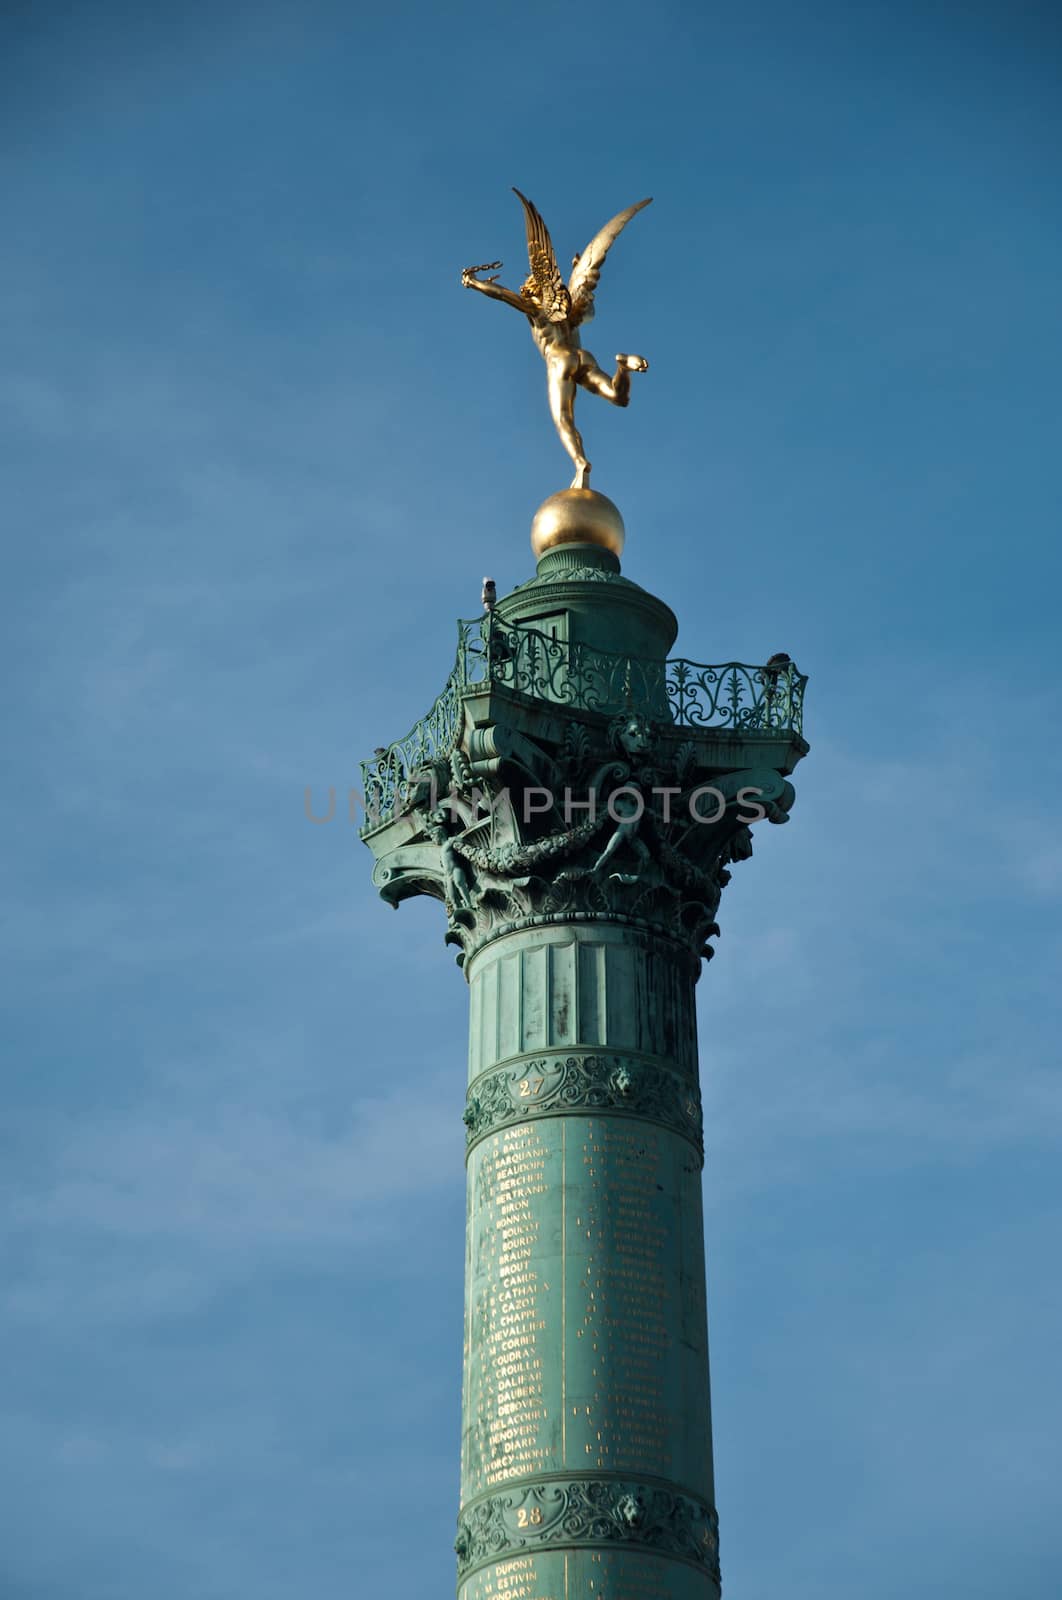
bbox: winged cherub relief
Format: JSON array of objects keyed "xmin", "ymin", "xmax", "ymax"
[{"xmin": 461, "ymin": 190, "xmax": 652, "ymax": 488}]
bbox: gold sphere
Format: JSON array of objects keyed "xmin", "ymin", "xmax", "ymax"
[{"xmin": 530, "ymin": 488, "xmax": 626, "ymax": 560}]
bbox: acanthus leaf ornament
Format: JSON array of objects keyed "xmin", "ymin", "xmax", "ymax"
[{"xmin": 370, "ymin": 709, "xmax": 798, "ymax": 973}]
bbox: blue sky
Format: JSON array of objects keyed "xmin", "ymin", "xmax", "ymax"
[{"xmin": 2, "ymin": 2, "xmax": 1061, "ymax": 1596}]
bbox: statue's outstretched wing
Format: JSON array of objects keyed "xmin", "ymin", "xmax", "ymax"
[
  {"xmin": 568, "ymin": 197, "xmax": 652, "ymax": 326},
  {"xmin": 513, "ymin": 188, "xmax": 571, "ymax": 323}
]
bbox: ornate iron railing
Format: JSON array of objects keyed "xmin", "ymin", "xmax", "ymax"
[
  {"xmin": 665, "ymin": 655, "xmax": 805, "ymax": 733},
  {"xmin": 361, "ymin": 617, "xmax": 806, "ymax": 827},
  {"xmin": 361, "ymin": 665, "xmax": 465, "ymax": 825}
]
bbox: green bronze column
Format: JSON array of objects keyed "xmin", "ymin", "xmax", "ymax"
[
  {"xmin": 361, "ymin": 489, "xmax": 808, "ymax": 1600},
  {"xmin": 459, "ymin": 918, "xmax": 716, "ymax": 1600}
]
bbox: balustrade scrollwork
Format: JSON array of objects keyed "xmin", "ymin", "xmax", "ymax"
[{"xmin": 361, "ymin": 617, "xmax": 806, "ymax": 829}]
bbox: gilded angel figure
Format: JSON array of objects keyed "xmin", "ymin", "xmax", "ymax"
[{"xmin": 461, "ymin": 190, "xmax": 651, "ymax": 488}]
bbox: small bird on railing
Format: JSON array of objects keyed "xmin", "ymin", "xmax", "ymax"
[{"xmin": 482, "ymin": 577, "xmax": 497, "ymax": 612}]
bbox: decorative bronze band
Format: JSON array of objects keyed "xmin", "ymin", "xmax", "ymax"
[
  {"xmin": 463, "ymin": 1052, "xmax": 703, "ymax": 1160},
  {"xmin": 454, "ymin": 1476, "xmax": 720, "ymax": 1586}
]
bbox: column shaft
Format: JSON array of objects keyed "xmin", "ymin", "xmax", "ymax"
[{"xmin": 457, "ymin": 923, "xmax": 721, "ymax": 1600}]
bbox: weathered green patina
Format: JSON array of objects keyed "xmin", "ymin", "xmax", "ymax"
[
  {"xmin": 361, "ymin": 550, "xmax": 806, "ymax": 833},
  {"xmin": 361, "ymin": 538, "xmax": 808, "ymax": 1599}
]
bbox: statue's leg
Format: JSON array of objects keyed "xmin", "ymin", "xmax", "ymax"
[
  {"xmin": 578, "ymin": 356, "xmax": 629, "ymax": 408},
  {"xmin": 577, "ymin": 351, "xmax": 649, "ymax": 408},
  {"xmin": 547, "ymin": 367, "xmax": 590, "ymax": 488}
]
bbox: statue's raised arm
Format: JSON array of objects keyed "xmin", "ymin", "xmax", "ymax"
[
  {"xmin": 460, "ymin": 261, "xmax": 527, "ymax": 313},
  {"xmin": 461, "ymin": 189, "xmax": 652, "ymax": 489}
]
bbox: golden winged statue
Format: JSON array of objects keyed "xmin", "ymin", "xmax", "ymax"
[{"xmin": 462, "ymin": 190, "xmax": 652, "ymax": 489}]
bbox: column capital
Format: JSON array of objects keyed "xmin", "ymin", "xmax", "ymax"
[{"xmin": 366, "ymin": 698, "xmax": 800, "ymax": 973}]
